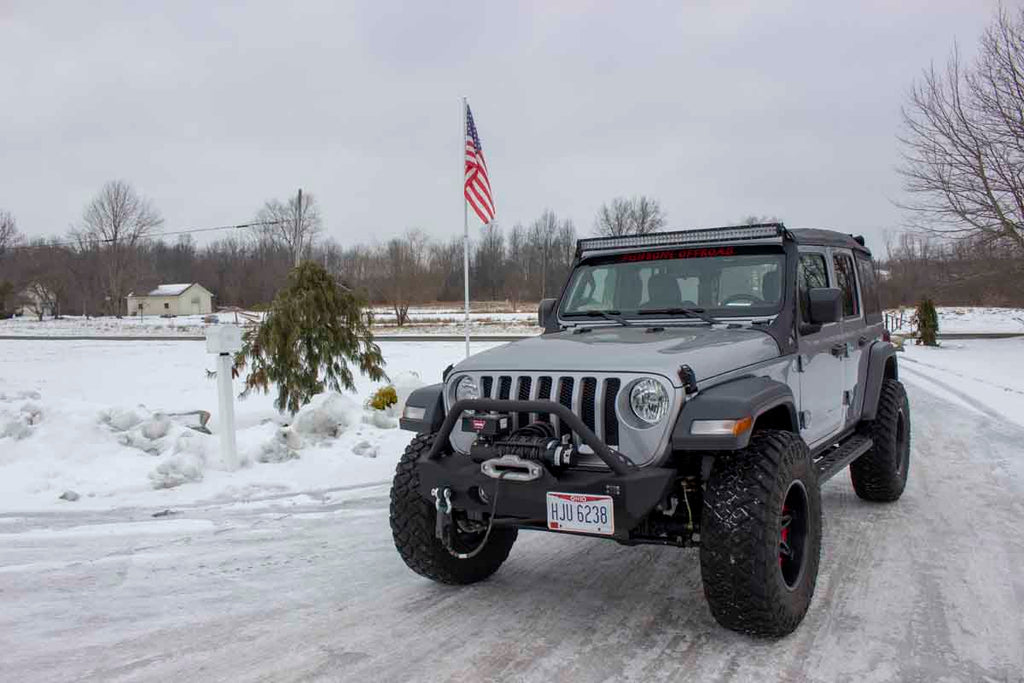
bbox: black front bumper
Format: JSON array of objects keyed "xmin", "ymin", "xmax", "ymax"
[
  {"xmin": 416, "ymin": 455, "xmax": 675, "ymax": 540},
  {"xmin": 418, "ymin": 398, "xmax": 676, "ymax": 540}
]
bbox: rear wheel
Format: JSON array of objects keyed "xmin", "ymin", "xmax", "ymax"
[
  {"xmin": 389, "ymin": 433, "xmax": 517, "ymax": 585},
  {"xmin": 700, "ymin": 430, "xmax": 822, "ymax": 637},
  {"xmin": 851, "ymin": 379, "xmax": 911, "ymax": 502}
]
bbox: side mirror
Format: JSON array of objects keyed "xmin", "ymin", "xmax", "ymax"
[
  {"xmin": 538, "ymin": 298, "xmax": 557, "ymax": 330},
  {"xmin": 807, "ymin": 287, "xmax": 842, "ymax": 325}
]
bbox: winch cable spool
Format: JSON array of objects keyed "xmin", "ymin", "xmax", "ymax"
[{"xmin": 472, "ymin": 422, "xmax": 576, "ymax": 469}]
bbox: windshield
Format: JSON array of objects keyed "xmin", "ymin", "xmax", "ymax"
[{"xmin": 559, "ymin": 245, "xmax": 785, "ymax": 320}]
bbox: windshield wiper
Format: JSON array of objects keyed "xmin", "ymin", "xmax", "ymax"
[
  {"xmin": 635, "ymin": 307, "xmax": 722, "ymax": 325},
  {"xmin": 562, "ymin": 309, "xmax": 633, "ymax": 327}
]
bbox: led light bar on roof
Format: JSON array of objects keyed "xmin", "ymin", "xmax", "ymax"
[{"xmin": 576, "ymin": 223, "xmax": 786, "ymax": 257}]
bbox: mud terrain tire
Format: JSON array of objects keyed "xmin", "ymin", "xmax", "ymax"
[
  {"xmin": 851, "ymin": 379, "xmax": 911, "ymax": 502},
  {"xmin": 390, "ymin": 433, "xmax": 517, "ymax": 584},
  {"xmin": 700, "ymin": 430, "xmax": 822, "ymax": 637}
]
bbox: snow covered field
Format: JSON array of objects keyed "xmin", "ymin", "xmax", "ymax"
[
  {"xmin": 0, "ymin": 306, "xmax": 540, "ymax": 338},
  {"xmin": 886, "ymin": 306, "xmax": 1024, "ymax": 335},
  {"xmin": 1, "ymin": 338, "xmax": 1023, "ymax": 681}
]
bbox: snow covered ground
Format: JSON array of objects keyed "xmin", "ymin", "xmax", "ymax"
[
  {"xmin": 886, "ymin": 305, "xmax": 1024, "ymax": 335},
  {"xmin": 1, "ymin": 338, "xmax": 1023, "ymax": 681},
  {"xmin": 0, "ymin": 338, "xmax": 504, "ymax": 511},
  {"xmin": 0, "ymin": 307, "xmax": 540, "ymax": 338},
  {"xmin": 901, "ymin": 338, "xmax": 1024, "ymax": 429}
]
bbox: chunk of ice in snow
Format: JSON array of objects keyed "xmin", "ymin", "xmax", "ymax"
[
  {"xmin": 100, "ymin": 407, "xmax": 143, "ymax": 432},
  {"xmin": 362, "ymin": 411, "xmax": 397, "ymax": 429},
  {"xmin": 257, "ymin": 428, "xmax": 301, "ymax": 463},
  {"xmin": 292, "ymin": 393, "xmax": 359, "ymax": 439},
  {"xmin": 140, "ymin": 415, "xmax": 171, "ymax": 440},
  {"xmin": 352, "ymin": 440, "xmax": 379, "ymax": 458},
  {"xmin": 149, "ymin": 456, "xmax": 204, "ymax": 489}
]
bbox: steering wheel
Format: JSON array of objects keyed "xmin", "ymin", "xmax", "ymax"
[{"xmin": 721, "ymin": 293, "xmax": 763, "ymax": 306}]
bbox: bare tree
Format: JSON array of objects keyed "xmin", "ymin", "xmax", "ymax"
[
  {"xmin": 530, "ymin": 210, "xmax": 559, "ymax": 297},
  {"xmin": 594, "ymin": 196, "xmax": 665, "ymax": 236},
  {"xmin": 377, "ymin": 230, "xmax": 432, "ymax": 326},
  {"xmin": 741, "ymin": 215, "xmax": 782, "ymax": 225},
  {"xmin": 898, "ymin": 7, "xmax": 1024, "ymax": 252},
  {"xmin": 630, "ymin": 196, "xmax": 666, "ymax": 234},
  {"xmin": 253, "ymin": 189, "xmax": 323, "ymax": 266},
  {"xmin": 75, "ymin": 180, "xmax": 163, "ymax": 315},
  {"xmin": 504, "ymin": 224, "xmax": 527, "ymax": 312},
  {"xmin": 0, "ymin": 210, "xmax": 21, "ymax": 258}
]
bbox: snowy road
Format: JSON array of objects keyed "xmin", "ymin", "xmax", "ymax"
[{"xmin": 2, "ymin": 383, "xmax": 1023, "ymax": 682}]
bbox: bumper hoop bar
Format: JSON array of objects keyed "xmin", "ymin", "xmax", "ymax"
[{"xmin": 427, "ymin": 398, "xmax": 637, "ymax": 476}]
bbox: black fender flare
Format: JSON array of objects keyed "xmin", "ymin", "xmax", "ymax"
[
  {"xmin": 671, "ymin": 375, "xmax": 798, "ymax": 451},
  {"xmin": 859, "ymin": 342, "xmax": 898, "ymax": 421},
  {"xmin": 398, "ymin": 383, "xmax": 445, "ymax": 434}
]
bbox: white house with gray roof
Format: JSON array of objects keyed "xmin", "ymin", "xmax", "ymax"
[{"xmin": 126, "ymin": 283, "xmax": 214, "ymax": 316}]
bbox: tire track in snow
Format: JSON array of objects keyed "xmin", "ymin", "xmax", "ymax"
[{"xmin": 898, "ymin": 362, "xmax": 1004, "ymax": 422}]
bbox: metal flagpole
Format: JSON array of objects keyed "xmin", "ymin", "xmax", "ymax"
[{"xmin": 462, "ymin": 96, "xmax": 470, "ymax": 358}]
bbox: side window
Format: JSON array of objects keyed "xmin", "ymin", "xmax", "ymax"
[
  {"xmin": 832, "ymin": 252, "xmax": 859, "ymax": 318},
  {"xmin": 798, "ymin": 252, "xmax": 828, "ymax": 322},
  {"xmin": 855, "ymin": 253, "xmax": 881, "ymax": 321}
]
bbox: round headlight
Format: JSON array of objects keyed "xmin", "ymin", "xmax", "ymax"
[
  {"xmin": 629, "ymin": 378, "xmax": 669, "ymax": 424},
  {"xmin": 454, "ymin": 376, "xmax": 480, "ymax": 403}
]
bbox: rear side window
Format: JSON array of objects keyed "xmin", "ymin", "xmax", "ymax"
[
  {"xmin": 798, "ymin": 253, "xmax": 828, "ymax": 322},
  {"xmin": 855, "ymin": 253, "xmax": 882, "ymax": 322},
  {"xmin": 832, "ymin": 252, "xmax": 859, "ymax": 318}
]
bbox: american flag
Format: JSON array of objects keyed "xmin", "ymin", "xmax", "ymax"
[{"xmin": 464, "ymin": 105, "xmax": 495, "ymax": 224}]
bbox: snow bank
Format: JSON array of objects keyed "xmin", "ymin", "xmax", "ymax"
[{"xmin": 0, "ymin": 340, "xmax": 494, "ymax": 512}]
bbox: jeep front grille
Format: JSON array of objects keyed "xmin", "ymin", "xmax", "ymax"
[{"xmin": 478, "ymin": 373, "xmax": 624, "ymax": 449}]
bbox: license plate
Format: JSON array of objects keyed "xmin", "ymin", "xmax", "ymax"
[{"xmin": 546, "ymin": 492, "xmax": 614, "ymax": 536}]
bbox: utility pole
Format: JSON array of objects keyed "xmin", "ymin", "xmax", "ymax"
[{"xmin": 295, "ymin": 188, "xmax": 303, "ymax": 267}]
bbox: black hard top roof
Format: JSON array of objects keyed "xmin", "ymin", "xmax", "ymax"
[
  {"xmin": 574, "ymin": 223, "xmax": 873, "ymax": 258},
  {"xmin": 789, "ymin": 228, "xmax": 871, "ymax": 255}
]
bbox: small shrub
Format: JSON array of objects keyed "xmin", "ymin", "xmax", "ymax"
[
  {"xmin": 233, "ymin": 262, "xmax": 386, "ymax": 415},
  {"xmin": 916, "ymin": 298, "xmax": 939, "ymax": 346},
  {"xmin": 368, "ymin": 385, "xmax": 398, "ymax": 411}
]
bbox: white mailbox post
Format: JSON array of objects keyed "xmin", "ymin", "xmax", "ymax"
[{"xmin": 206, "ymin": 325, "xmax": 243, "ymax": 468}]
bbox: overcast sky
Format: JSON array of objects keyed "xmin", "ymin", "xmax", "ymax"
[{"xmin": 0, "ymin": 0, "xmax": 1011, "ymax": 251}]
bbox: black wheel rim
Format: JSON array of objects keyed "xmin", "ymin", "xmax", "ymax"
[
  {"xmin": 894, "ymin": 407, "xmax": 909, "ymax": 475},
  {"xmin": 779, "ymin": 481, "xmax": 809, "ymax": 590}
]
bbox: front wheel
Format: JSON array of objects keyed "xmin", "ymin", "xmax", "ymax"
[
  {"xmin": 389, "ymin": 433, "xmax": 517, "ymax": 585},
  {"xmin": 700, "ymin": 430, "xmax": 822, "ymax": 637}
]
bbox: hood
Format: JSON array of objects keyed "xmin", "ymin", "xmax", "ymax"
[{"xmin": 456, "ymin": 325, "xmax": 781, "ymax": 387}]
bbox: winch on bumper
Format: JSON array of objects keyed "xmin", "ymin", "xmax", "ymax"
[{"xmin": 415, "ymin": 398, "xmax": 676, "ymax": 541}]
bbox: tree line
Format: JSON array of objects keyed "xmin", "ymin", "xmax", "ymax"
[{"xmin": 0, "ymin": 181, "xmax": 666, "ymax": 323}]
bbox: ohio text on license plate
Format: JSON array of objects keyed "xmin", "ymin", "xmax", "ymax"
[{"xmin": 546, "ymin": 492, "xmax": 614, "ymax": 535}]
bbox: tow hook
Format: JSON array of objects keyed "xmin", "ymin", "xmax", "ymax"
[{"xmin": 432, "ymin": 487, "xmax": 454, "ymax": 545}]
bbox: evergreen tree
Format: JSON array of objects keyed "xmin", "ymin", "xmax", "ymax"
[
  {"xmin": 234, "ymin": 262, "xmax": 386, "ymax": 414},
  {"xmin": 916, "ymin": 298, "xmax": 939, "ymax": 346}
]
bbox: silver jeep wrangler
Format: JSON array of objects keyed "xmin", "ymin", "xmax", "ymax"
[{"xmin": 390, "ymin": 223, "xmax": 909, "ymax": 637}]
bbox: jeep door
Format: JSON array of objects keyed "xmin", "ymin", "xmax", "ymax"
[
  {"xmin": 831, "ymin": 249, "xmax": 868, "ymax": 426},
  {"xmin": 796, "ymin": 248, "xmax": 846, "ymax": 448}
]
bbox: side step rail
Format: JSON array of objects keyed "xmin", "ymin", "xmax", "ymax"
[{"xmin": 814, "ymin": 433, "xmax": 873, "ymax": 483}]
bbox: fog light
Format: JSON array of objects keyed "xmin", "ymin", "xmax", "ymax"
[{"xmin": 690, "ymin": 417, "xmax": 753, "ymax": 436}]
